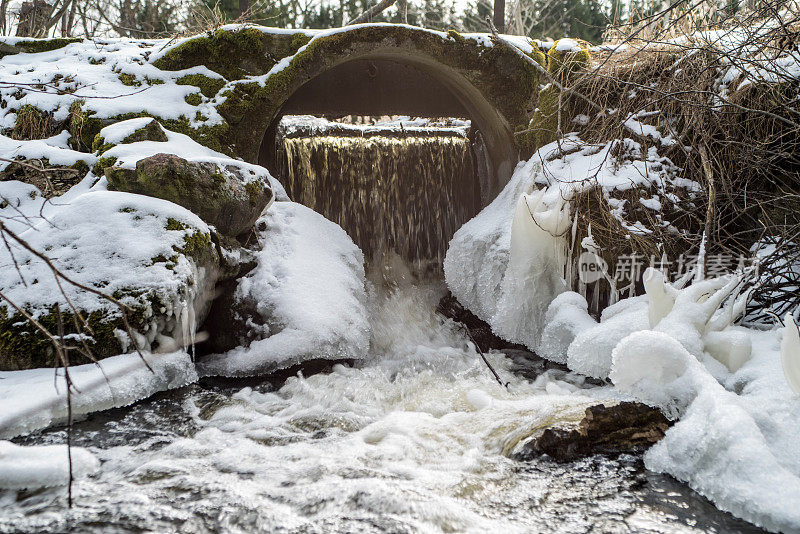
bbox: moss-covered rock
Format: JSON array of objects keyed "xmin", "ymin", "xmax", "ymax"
[
  {"xmin": 176, "ymin": 73, "xmax": 226, "ymax": 98},
  {"xmin": 92, "ymin": 118, "xmax": 168, "ymax": 155},
  {"xmin": 153, "ymin": 27, "xmax": 311, "ymax": 81},
  {"xmin": 529, "ymin": 39, "xmax": 591, "ymax": 147},
  {"xmin": 0, "ymin": 191, "xmax": 222, "ymax": 370},
  {"xmin": 0, "ymin": 37, "xmax": 80, "ymax": 58},
  {"xmin": 68, "ymin": 100, "xmax": 105, "ymax": 151},
  {"xmin": 105, "ymin": 153, "xmax": 273, "ymax": 237}
]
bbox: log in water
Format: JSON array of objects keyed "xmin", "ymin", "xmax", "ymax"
[{"xmin": 279, "ymin": 134, "xmax": 480, "ymax": 264}]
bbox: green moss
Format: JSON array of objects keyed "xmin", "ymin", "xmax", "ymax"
[
  {"xmin": 153, "ymin": 27, "xmax": 310, "ymax": 81},
  {"xmin": 92, "ymin": 133, "xmax": 114, "ymax": 154},
  {"xmin": 0, "ymin": 37, "xmax": 81, "ymax": 58},
  {"xmin": 0, "ymin": 305, "xmax": 127, "ymax": 370},
  {"xmin": 447, "ymin": 29, "xmax": 466, "ymax": 42},
  {"xmin": 176, "ymin": 73, "xmax": 226, "ymax": 98},
  {"xmin": 184, "ymin": 92, "xmax": 202, "ymax": 106},
  {"xmin": 146, "ymin": 77, "xmax": 165, "ymax": 85},
  {"xmin": 118, "ymin": 72, "xmax": 141, "ymax": 86},
  {"xmin": 93, "ymin": 155, "xmax": 117, "ymax": 175},
  {"xmin": 547, "ymin": 39, "xmax": 591, "ymax": 81},
  {"xmin": 244, "ymin": 180, "xmax": 264, "ymax": 204},
  {"xmin": 68, "ymin": 101, "xmax": 105, "ymax": 151},
  {"xmin": 530, "ymin": 84, "xmax": 561, "ymax": 148},
  {"xmin": 525, "ymin": 39, "xmax": 591, "ymax": 149}
]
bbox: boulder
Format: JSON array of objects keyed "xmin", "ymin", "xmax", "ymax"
[
  {"xmin": 0, "ymin": 191, "xmax": 221, "ymax": 370},
  {"xmin": 514, "ymin": 401, "xmax": 670, "ymax": 462},
  {"xmin": 436, "ymin": 292, "xmax": 525, "ymax": 352},
  {"xmin": 106, "ymin": 153, "xmax": 273, "ymax": 237}
]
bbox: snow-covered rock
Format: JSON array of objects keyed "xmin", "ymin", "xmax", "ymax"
[
  {"xmin": 0, "ymin": 190, "xmax": 220, "ymax": 369},
  {"xmin": 198, "ymin": 201, "xmax": 369, "ymax": 377}
]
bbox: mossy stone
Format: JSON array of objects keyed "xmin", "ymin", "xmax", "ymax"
[
  {"xmin": 105, "ymin": 153, "xmax": 273, "ymax": 237},
  {"xmin": 176, "ymin": 73, "xmax": 226, "ymax": 98}
]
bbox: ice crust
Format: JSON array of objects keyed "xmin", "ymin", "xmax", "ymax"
[
  {"xmin": 0, "ymin": 441, "xmax": 99, "ymax": 489},
  {"xmin": 0, "ymin": 350, "xmax": 196, "ymax": 439},
  {"xmin": 198, "ymin": 201, "xmax": 369, "ymax": 377}
]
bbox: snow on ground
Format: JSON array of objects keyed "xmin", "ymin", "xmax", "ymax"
[
  {"xmin": 197, "ymin": 201, "xmax": 369, "ymax": 377},
  {"xmin": 0, "ymin": 350, "xmax": 196, "ymax": 439},
  {"xmin": 0, "ymin": 131, "xmax": 95, "ymax": 169},
  {"xmin": 0, "ymin": 37, "xmax": 224, "ymax": 130},
  {"xmin": 0, "ymin": 440, "xmax": 98, "ymax": 489}
]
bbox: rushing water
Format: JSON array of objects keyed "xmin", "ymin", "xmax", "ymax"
[
  {"xmin": 280, "ymin": 135, "xmax": 480, "ymax": 263},
  {"xmin": 0, "ymin": 262, "xmax": 763, "ymax": 533}
]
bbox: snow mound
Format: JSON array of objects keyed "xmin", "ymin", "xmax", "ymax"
[
  {"xmin": 0, "ymin": 350, "xmax": 196, "ymax": 439},
  {"xmin": 622, "ymin": 327, "xmax": 800, "ymax": 532},
  {"xmin": 0, "ymin": 131, "xmax": 94, "ymax": 169},
  {"xmin": 198, "ymin": 201, "xmax": 369, "ymax": 377},
  {"xmin": 0, "ymin": 441, "xmax": 98, "ymax": 489}
]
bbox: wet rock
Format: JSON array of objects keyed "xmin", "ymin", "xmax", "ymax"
[
  {"xmin": 436, "ymin": 292, "xmax": 525, "ymax": 352},
  {"xmin": 106, "ymin": 153, "xmax": 273, "ymax": 237},
  {"xmin": 515, "ymin": 401, "xmax": 670, "ymax": 463}
]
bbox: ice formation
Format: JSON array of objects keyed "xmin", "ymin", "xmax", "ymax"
[
  {"xmin": 607, "ymin": 275, "xmax": 800, "ymax": 531},
  {"xmin": 197, "ymin": 201, "xmax": 369, "ymax": 377},
  {"xmin": 492, "ymin": 191, "xmax": 570, "ymax": 348},
  {"xmin": 566, "ymin": 296, "xmax": 650, "ymax": 379},
  {"xmin": 781, "ymin": 314, "xmax": 800, "ymax": 395},
  {"xmin": 0, "ymin": 350, "xmax": 196, "ymax": 438},
  {"xmin": 0, "ymin": 441, "xmax": 98, "ymax": 489},
  {"xmin": 538, "ymin": 292, "xmax": 597, "ymax": 364}
]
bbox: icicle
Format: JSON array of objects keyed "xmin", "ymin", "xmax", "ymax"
[{"xmin": 781, "ymin": 313, "xmax": 800, "ymax": 395}]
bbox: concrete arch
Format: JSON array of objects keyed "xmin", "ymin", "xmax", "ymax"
[{"xmin": 166, "ymin": 25, "xmax": 544, "ymax": 197}]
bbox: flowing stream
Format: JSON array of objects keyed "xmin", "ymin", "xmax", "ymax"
[{"xmin": 1, "ymin": 262, "xmax": 762, "ymax": 533}]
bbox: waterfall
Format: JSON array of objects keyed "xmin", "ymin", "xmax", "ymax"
[{"xmin": 279, "ymin": 133, "xmax": 480, "ymax": 265}]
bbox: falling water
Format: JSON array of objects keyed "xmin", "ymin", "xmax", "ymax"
[{"xmin": 280, "ymin": 133, "xmax": 480, "ymax": 264}]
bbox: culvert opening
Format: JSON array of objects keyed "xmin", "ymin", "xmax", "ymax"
[{"xmin": 265, "ymin": 114, "xmax": 488, "ymax": 266}]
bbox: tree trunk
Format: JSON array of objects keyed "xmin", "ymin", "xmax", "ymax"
[
  {"xmin": 15, "ymin": 0, "xmax": 51, "ymax": 37},
  {"xmin": 238, "ymin": 0, "xmax": 250, "ymax": 19},
  {"xmin": 493, "ymin": 0, "xmax": 505, "ymax": 33}
]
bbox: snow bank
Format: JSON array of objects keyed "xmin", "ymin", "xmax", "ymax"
[
  {"xmin": 605, "ymin": 279, "xmax": 800, "ymax": 532},
  {"xmin": 0, "ymin": 350, "xmax": 196, "ymax": 438},
  {"xmin": 0, "ymin": 441, "xmax": 98, "ymax": 489},
  {"xmin": 0, "ymin": 132, "xmax": 94, "ymax": 170},
  {"xmin": 198, "ymin": 201, "xmax": 369, "ymax": 377}
]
